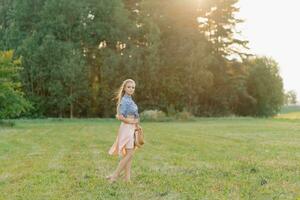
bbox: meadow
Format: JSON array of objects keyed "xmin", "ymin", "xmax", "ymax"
[
  {"xmin": 276, "ymin": 105, "xmax": 300, "ymax": 120},
  {"xmin": 0, "ymin": 117, "xmax": 299, "ymax": 200}
]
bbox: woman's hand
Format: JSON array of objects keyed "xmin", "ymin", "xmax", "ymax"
[{"xmin": 115, "ymin": 114, "xmax": 121, "ymax": 120}]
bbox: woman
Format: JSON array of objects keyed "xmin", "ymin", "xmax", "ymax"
[{"xmin": 106, "ymin": 79, "xmax": 140, "ymax": 183}]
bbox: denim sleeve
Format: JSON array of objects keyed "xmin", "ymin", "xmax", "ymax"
[
  {"xmin": 119, "ymin": 98, "xmax": 128, "ymax": 117},
  {"xmin": 135, "ymin": 110, "xmax": 139, "ymax": 118}
]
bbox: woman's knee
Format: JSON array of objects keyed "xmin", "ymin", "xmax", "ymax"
[{"xmin": 126, "ymin": 149, "xmax": 134, "ymax": 157}]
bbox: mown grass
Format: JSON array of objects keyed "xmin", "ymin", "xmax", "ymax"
[
  {"xmin": 275, "ymin": 112, "xmax": 300, "ymax": 120},
  {"xmin": 0, "ymin": 118, "xmax": 300, "ymax": 200},
  {"xmin": 277, "ymin": 105, "xmax": 300, "ymax": 119}
]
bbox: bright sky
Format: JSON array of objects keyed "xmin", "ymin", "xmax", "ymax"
[{"xmin": 237, "ymin": 0, "xmax": 300, "ymax": 101}]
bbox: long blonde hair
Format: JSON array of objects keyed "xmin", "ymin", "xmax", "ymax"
[{"xmin": 114, "ymin": 79, "xmax": 136, "ymax": 115}]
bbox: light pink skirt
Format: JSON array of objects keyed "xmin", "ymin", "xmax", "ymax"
[{"xmin": 108, "ymin": 121, "xmax": 136, "ymax": 157}]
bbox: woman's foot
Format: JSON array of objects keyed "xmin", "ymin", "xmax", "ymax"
[
  {"xmin": 107, "ymin": 176, "xmax": 118, "ymax": 184},
  {"xmin": 106, "ymin": 174, "xmax": 118, "ymax": 183},
  {"xmin": 123, "ymin": 174, "xmax": 131, "ymax": 182},
  {"xmin": 105, "ymin": 175, "xmax": 113, "ymax": 180},
  {"xmin": 124, "ymin": 178, "xmax": 131, "ymax": 183}
]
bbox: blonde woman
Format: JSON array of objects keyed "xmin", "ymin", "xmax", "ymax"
[{"xmin": 106, "ymin": 79, "xmax": 140, "ymax": 183}]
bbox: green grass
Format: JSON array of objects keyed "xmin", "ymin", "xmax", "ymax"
[
  {"xmin": 276, "ymin": 112, "xmax": 300, "ymax": 120},
  {"xmin": 277, "ymin": 105, "xmax": 300, "ymax": 119},
  {"xmin": 1, "ymin": 118, "xmax": 300, "ymax": 200}
]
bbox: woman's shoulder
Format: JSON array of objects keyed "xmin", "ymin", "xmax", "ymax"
[{"xmin": 121, "ymin": 96, "xmax": 130, "ymax": 104}]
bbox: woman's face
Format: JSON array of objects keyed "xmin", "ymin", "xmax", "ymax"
[{"xmin": 124, "ymin": 82, "xmax": 135, "ymax": 96}]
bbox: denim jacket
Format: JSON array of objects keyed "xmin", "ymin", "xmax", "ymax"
[{"xmin": 119, "ymin": 94, "xmax": 139, "ymax": 118}]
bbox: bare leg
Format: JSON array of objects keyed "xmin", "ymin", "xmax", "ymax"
[
  {"xmin": 124, "ymin": 151, "xmax": 133, "ymax": 182},
  {"xmin": 108, "ymin": 149, "xmax": 134, "ymax": 182}
]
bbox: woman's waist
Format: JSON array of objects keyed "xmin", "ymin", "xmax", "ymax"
[{"xmin": 125, "ymin": 114, "xmax": 135, "ymax": 119}]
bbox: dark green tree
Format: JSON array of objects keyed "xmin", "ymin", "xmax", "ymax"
[
  {"xmin": 195, "ymin": 0, "xmax": 251, "ymax": 116},
  {"xmin": 15, "ymin": 0, "xmax": 90, "ymax": 117},
  {"xmin": 240, "ymin": 57, "xmax": 284, "ymax": 116},
  {"xmin": 0, "ymin": 0, "xmax": 285, "ymax": 118}
]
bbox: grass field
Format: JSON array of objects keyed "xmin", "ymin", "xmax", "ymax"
[
  {"xmin": 0, "ymin": 118, "xmax": 300, "ymax": 200},
  {"xmin": 276, "ymin": 105, "xmax": 300, "ymax": 120},
  {"xmin": 276, "ymin": 112, "xmax": 300, "ymax": 120},
  {"xmin": 280, "ymin": 105, "xmax": 300, "ymax": 114}
]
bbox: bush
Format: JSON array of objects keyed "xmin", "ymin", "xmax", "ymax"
[
  {"xmin": 140, "ymin": 110, "xmax": 171, "ymax": 122},
  {"xmin": 140, "ymin": 109, "xmax": 195, "ymax": 122},
  {"xmin": 175, "ymin": 110, "xmax": 195, "ymax": 121},
  {"xmin": 0, "ymin": 120, "xmax": 15, "ymax": 127},
  {"xmin": 0, "ymin": 50, "xmax": 32, "ymax": 119}
]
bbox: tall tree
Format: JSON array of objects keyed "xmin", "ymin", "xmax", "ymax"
[
  {"xmin": 130, "ymin": 0, "xmax": 214, "ymax": 114},
  {"xmin": 284, "ymin": 90, "xmax": 297, "ymax": 105},
  {"xmin": 195, "ymin": 0, "xmax": 251, "ymax": 115},
  {"xmin": 197, "ymin": 0, "xmax": 249, "ymax": 59},
  {"xmin": 241, "ymin": 57, "xmax": 284, "ymax": 116},
  {"xmin": 0, "ymin": 0, "xmax": 285, "ymax": 118},
  {"xmin": 12, "ymin": 0, "xmax": 90, "ymax": 117}
]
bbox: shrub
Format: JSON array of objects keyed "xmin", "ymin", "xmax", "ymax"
[
  {"xmin": 140, "ymin": 110, "xmax": 170, "ymax": 122},
  {"xmin": 175, "ymin": 110, "xmax": 195, "ymax": 121},
  {"xmin": 0, "ymin": 120, "xmax": 15, "ymax": 127},
  {"xmin": 140, "ymin": 109, "xmax": 195, "ymax": 122}
]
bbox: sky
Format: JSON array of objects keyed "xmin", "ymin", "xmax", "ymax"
[{"xmin": 236, "ymin": 0, "xmax": 300, "ymax": 101}]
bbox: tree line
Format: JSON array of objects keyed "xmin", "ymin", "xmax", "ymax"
[{"xmin": 0, "ymin": 0, "xmax": 285, "ymax": 118}]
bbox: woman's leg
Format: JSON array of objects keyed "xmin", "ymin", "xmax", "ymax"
[
  {"xmin": 109, "ymin": 149, "xmax": 134, "ymax": 182},
  {"xmin": 124, "ymin": 149, "xmax": 134, "ymax": 181}
]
